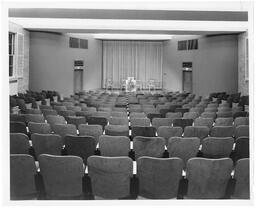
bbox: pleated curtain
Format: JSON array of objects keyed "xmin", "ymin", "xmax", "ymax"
[{"xmin": 102, "ymin": 40, "xmax": 163, "ymax": 89}]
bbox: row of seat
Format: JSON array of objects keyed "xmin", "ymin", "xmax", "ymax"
[
  {"xmin": 10, "ymin": 154, "xmax": 249, "ymax": 200},
  {"xmin": 10, "ymin": 133, "xmax": 249, "ymax": 165}
]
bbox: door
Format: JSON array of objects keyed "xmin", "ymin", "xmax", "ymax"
[
  {"xmin": 182, "ymin": 70, "xmax": 192, "ymax": 93},
  {"xmin": 74, "ymin": 69, "xmax": 83, "ymax": 93}
]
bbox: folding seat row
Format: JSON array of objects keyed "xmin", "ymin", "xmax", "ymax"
[{"xmin": 10, "ymin": 154, "xmax": 249, "ymax": 200}]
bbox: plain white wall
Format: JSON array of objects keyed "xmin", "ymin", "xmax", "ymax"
[
  {"xmin": 163, "ymin": 35, "xmax": 238, "ymax": 97},
  {"xmin": 29, "ymin": 32, "xmax": 102, "ymax": 97}
]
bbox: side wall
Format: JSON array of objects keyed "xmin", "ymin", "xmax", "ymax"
[
  {"xmin": 9, "ymin": 22, "xmax": 30, "ymax": 95},
  {"xmin": 29, "ymin": 32, "xmax": 102, "ymax": 97},
  {"xmin": 163, "ymin": 35, "xmax": 239, "ymax": 97}
]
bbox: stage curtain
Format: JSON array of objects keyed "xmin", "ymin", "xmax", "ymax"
[{"xmin": 102, "ymin": 40, "xmax": 163, "ymax": 89}]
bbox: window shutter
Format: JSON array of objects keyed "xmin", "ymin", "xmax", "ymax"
[{"xmin": 16, "ymin": 33, "xmax": 24, "ymax": 77}]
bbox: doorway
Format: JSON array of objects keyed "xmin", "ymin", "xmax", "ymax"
[
  {"xmin": 182, "ymin": 70, "xmax": 192, "ymax": 93},
  {"xmin": 74, "ymin": 69, "xmax": 83, "ymax": 93}
]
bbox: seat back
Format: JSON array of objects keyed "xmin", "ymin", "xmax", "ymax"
[
  {"xmin": 194, "ymin": 117, "xmax": 214, "ymax": 129},
  {"xmin": 105, "ymin": 125, "xmax": 129, "ymax": 137},
  {"xmin": 137, "ymin": 157, "xmax": 183, "ymax": 199},
  {"xmin": 66, "ymin": 116, "xmax": 86, "ymax": 128},
  {"xmin": 233, "ymin": 137, "xmax": 249, "ymax": 162},
  {"xmin": 152, "ymin": 118, "xmax": 173, "ymax": 129},
  {"xmin": 41, "ymin": 109, "xmax": 58, "ymax": 117},
  {"xmin": 10, "ymin": 133, "xmax": 30, "ymax": 154},
  {"xmin": 167, "ymin": 137, "xmax": 200, "ymax": 167},
  {"xmin": 28, "ymin": 122, "xmax": 52, "ymax": 134},
  {"xmin": 157, "ymin": 126, "xmax": 183, "ymax": 145},
  {"xmin": 232, "ymin": 158, "xmax": 250, "ymax": 199},
  {"xmin": 133, "ymin": 136, "xmax": 165, "ymax": 160},
  {"xmin": 234, "ymin": 125, "xmax": 249, "ymax": 139},
  {"xmin": 131, "ymin": 126, "xmax": 156, "ymax": 138},
  {"xmin": 52, "ymin": 124, "xmax": 77, "ymax": 142},
  {"xmin": 186, "ymin": 158, "xmax": 233, "ymax": 199},
  {"xmin": 39, "ymin": 154, "xmax": 84, "ymax": 199},
  {"xmin": 99, "ymin": 135, "xmax": 130, "ymax": 156},
  {"xmin": 201, "ymin": 137, "xmax": 234, "ymax": 158},
  {"xmin": 87, "ymin": 116, "xmax": 108, "ymax": 129},
  {"xmin": 183, "ymin": 112, "xmax": 199, "ymax": 120},
  {"xmin": 173, "ymin": 118, "xmax": 193, "ymax": 130},
  {"xmin": 109, "ymin": 117, "xmax": 129, "ymax": 126},
  {"xmin": 130, "ymin": 118, "xmax": 150, "ymax": 127},
  {"xmin": 214, "ymin": 118, "xmax": 233, "ymax": 126},
  {"xmin": 210, "ymin": 126, "xmax": 234, "ymax": 137},
  {"xmin": 46, "ymin": 115, "xmax": 66, "ymax": 126},
  {"xmin": 64, "ymin": 135, "xmax": 96, "ymax": 164},
  {"xmin": 78, "ymin": 124, "xmax": 103, "ymax": 144},
  {"xmin": 184, "ymin": 126, "xmax": 209, "ymax": 142},
  {"xmin": 10, "ymin": 154, "xmax": 37, "ymax": 199},
  {"xmin": 25, "ymin": 114, "xmax": 45, "ymax": 123},
  {"xmin": 87, "ymin": 156, "xmax": 133, "ymax": 199},
  {"xmin": 31, "ymin": 133, "xmax": 62, "ymax": 159},
  {"xmin": 233, "ymin": 117, "xmax": 249, "ymax": 128},
  {"xmin": 10, "ymin": 121, "xmax": 27, "ymax": 135}
]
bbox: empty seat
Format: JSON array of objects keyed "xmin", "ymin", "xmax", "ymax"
[
  {"xmin": 133, "ymin": 136, "xmax": 165, "ymax": 160},
  {"xmin": 28, "ymin": 122, "xmax": 52, "ymax": 135},
  {"xmin": 46, "ymin": 115, "xmax": 66, "ymax": 126},
  {"xmin": 99, "ymin": 135, "xmax": 130, "ymax": 156},
  {"xmin": 210, "ymin": 126, "xmax": 234, "ymax": 137},
  {"xmin": 31, "ymin": 133, "xmax": 62, "ymax": 159},
  {"xmin": 39, "ymin": 154, "xmax": 84, "ymax": 199},
  {"xmin": 173, "ymin": 118, "xmax": 193, "ymax": 130},
  {"xmin": 10, "ymin": 114, "xmax": 26, "ymax": 124},
  {"xmin": 167, "ymin": 137, "xmax": 200, "ymax": 168},
  {"xmin": 200, "ymin": 112, "xmax": 216, "ymax": 119},
  {"xmin": 66, "ymin": 116, "xmax": 86, "ymax": 128},
  {"xmin": 233, "ymin": 137, "xmax": 249, "ymax": 162},
  {"xmin": 174, "ymin": 108, "xmax": 189, "ymax": 115},
  {"xmin": 105, "ymin": 125, "xmax": 129, "ymax": 137},
  {"xmin": 214, "ymin": 117, "xmax": 233, "ymax": 126},
  {"xmin": 87, "ymin": 116, "xmax": 108, "ymax": 129},
  {"xmin": 25, "ymin": 114, "xmax": 45, "ymax": 124},
  {"xmin": 41, "ymin": 109, "xmax": 58, "ymax": 117},
  {"xmin": 204, "ymin": 107, "xmax": 217, "ymax": 113},
  {"xmin": 137, "ymin": 157, "xmax": 183, "ymax": 199},
  {"xmin": 184, "ymin": 126, "xmax": 210, "ymax": 142},
  {"xmin": 129, "ymin": 112, "xmax": 146, "ymax": 119},
  {"xmin": 87, "ymin": 156, "xmax": 133, "ymax": 199},
  {"xmin": 201, "ymin": 137, "xmax": 234, "ymax": 158},
  {"xmin": 10, "ymin": 154, "xmax": 37, "ymax": 199},
  {"xmin": 186, "ymin": 158, "xmax": 233, "ymax": 199},
  {"xmin": 157, "ymin": 126, "xmax": 183, "ymax": 145},
  {"xmin": 183, "ymin": 112, "xmax": 199, "ymax": 120},
  {"xmin": 152, "ymin": 118, "xmax": 173, "ymax": 129},
  {"xmin": 234, "ymin": 125, "xmax": 249, "ymax": 139},
  {"xmin": 92, "ymin": 111, "xmax": 111, "ymax": 120},
  {"xmin": 130, "ymin": 118, "xmax": 150, "ymax": 127},
  {"xmin": 194, "ymin": 117, "xmax": 214, "ymax": 129},
  {"xmin": 39, "ymin": 105, "xmax": 52, "ymax": 110},
  {"xmin": 233, "ymin": 117, "xmax": 249, "ymax": 128},
  {"xmin": 58, "ymin": 110, "xmax": 76, "ymax": 119},
  {"xmin": 146, "ymin": 113, "xmax": 162, "ymax": 122},
  {"xmin": 109, "ymin": 117, "xmax": 129, "ymax": 126},
  {"xmin": 233, "ymin": 111, "xmax": 248, "ymax": 119},
  {"xmin": 10, "ymin": 121, "xmax": 27, "ymax": 135},
  {"xmin": 232, "ymin": 158, "xmax": 250, "ymax": 199},
  {"xmin": 64, "ymin": 135, "xmax": 96, "ymax": 165},
  {"xmin": 10, "ymin": 133, "xmax": 30, "ymax": 154},
  {"xmin": 78, "ymin": 124, "xmax": 103, "ymax": 144},
  {"xmin": 52, "ymin": 124, "xmax": 77, "ymax": 142},
  {"xmin": 165, "ymin": 112, "xmax": 182, "ymax": 119},
  {"xmin": 53, "ymin": 105, "xmax": 67, "ymax": 112},
  {"xmin": 131, "ymin": 126, "xmax": 156, "ymax": 138},
  {"xmin": 216, "ymin": 111, "xmax": 233, "ymax": 118},
  {"xmin": 25, "ymin": 109, "xmax": 42, "ymax": 115},
  {"xmin": 66, "ymin": 106, "xmax": 82, "ymax": 112}
]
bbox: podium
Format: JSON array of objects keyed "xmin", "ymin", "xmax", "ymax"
[{"xmin": 125, "ymin": 77, "xmax": 136, "ymax": 92}]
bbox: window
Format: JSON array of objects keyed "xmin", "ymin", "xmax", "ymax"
[
  {"xmin": 178, "ymin": 40, "xmax": 187, "ymax": 51},
  {"xmin": 9, "ymin": 32, "xmax": 24, "ymax": 78},
  {"xmin": 9, "ymin": 32, "xmax": 15, "ymax": 77}
]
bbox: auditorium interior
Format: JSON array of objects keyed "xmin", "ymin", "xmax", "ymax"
[{"xmin": 3, "ymin": 0, "xmax": 254, "ymax": 205}]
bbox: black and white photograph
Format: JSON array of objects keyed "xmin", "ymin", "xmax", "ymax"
[{"xmin": 1, "ymin": 0, "xmax": 255, "ymax": 207}]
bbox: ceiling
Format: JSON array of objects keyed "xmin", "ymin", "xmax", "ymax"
[{"xmin": 8, "ymin": 1, "xmax": 249, "ymax": 38}]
